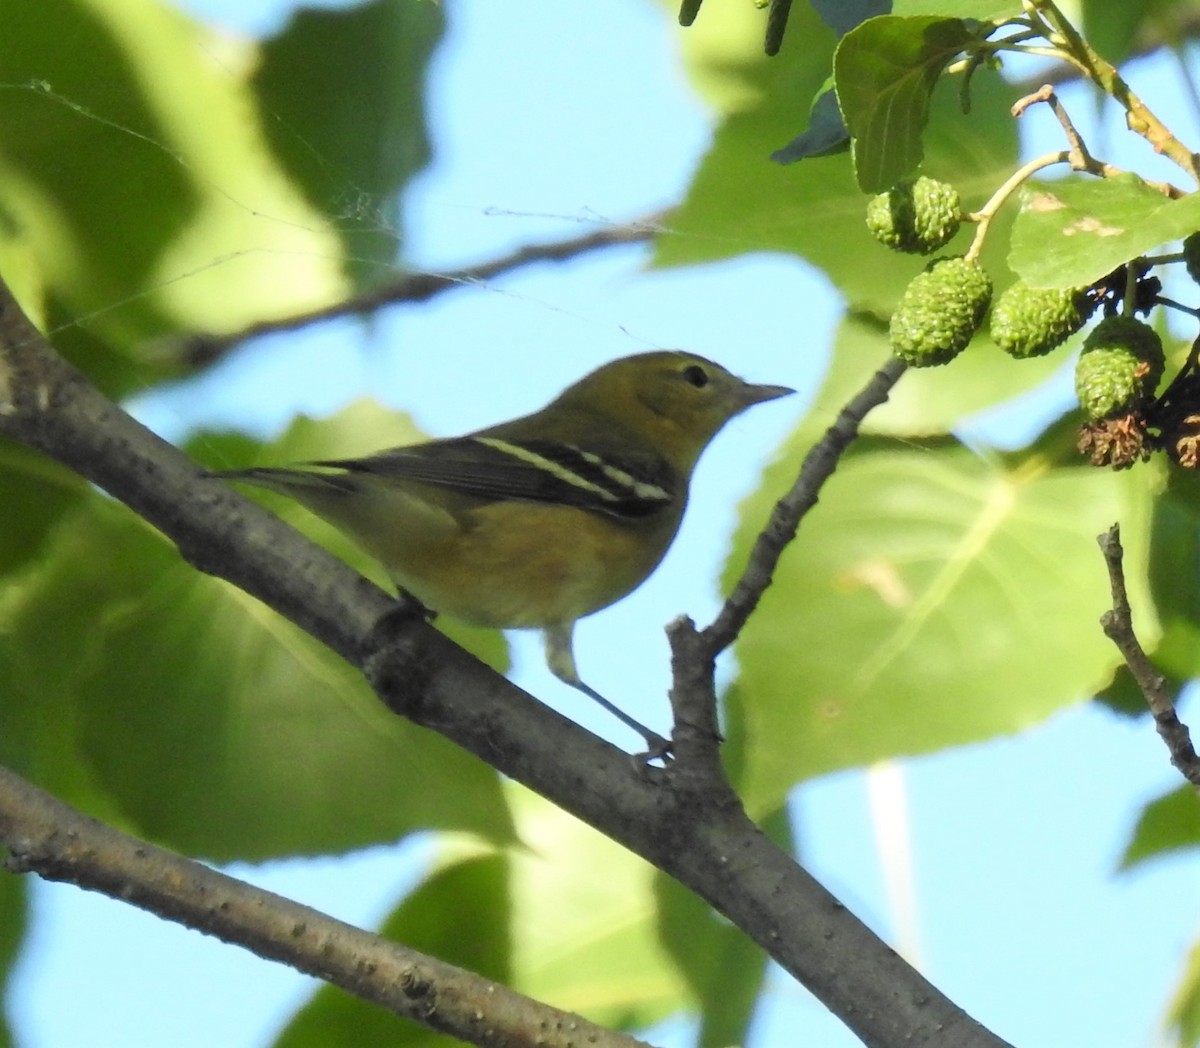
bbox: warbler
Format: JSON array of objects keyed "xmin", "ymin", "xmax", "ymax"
[{"xmin": 217, "ymin": 351, "xmax": 793, "ymax": 754}]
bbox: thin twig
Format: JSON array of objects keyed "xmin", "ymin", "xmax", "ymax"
[
  {"xmin": 1153, "ymin": 295, "xmax": 1200, "ymax": 320},
  {"xmin": 1097, "ymin": 524, "xmax": 1200, "ymax": 788},
  {"xmin": 1034, "ymin": 0, "xmax": 1200, "ymax": 185},
  {"xmin": 1008, "ymin": 86, "xmax": 1184, "ymax": 198},
  {"xmin": 1123, "ymin": 264, "xmax": 1141, "ymax": 315},
  {"xmin": 1008, "ymin": 10, "xmax": 1200, "ymax": 96},
  {"xmin": 664, "ymin": 614, "xmax": 726, "ymax": 780},
  {"xmin": 1040, "ymin": 86, "xmax": 1096, "ymax": 161},
  {"xmin": 179, "ymin": 211, "xmax": 669, "ymax": 367},
  {"xmin": 701, "ymin": 354, "xmax": 907, "ymax": 655}
]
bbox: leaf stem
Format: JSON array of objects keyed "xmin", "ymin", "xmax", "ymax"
[
  {"xmin": 994, "ymin": 43, "xmax": 1088, "ymax": 67},
  {"xmin": 1144, "ymin": 252, "xmax": 1186, "ymax": 265},
  {"xmin": 963, "ymin": 150, "xmax": 1070, "ymax": 262},
  {"xmin": 1122, "ymin": 265, "xmax": 1140, "ymax": 316}
]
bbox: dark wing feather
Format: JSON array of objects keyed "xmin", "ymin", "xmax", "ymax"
[{"xmin": 318, "ymin": 436, "xmax": 677, "ymax": 519}]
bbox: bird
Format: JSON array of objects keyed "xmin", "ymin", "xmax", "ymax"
[{"xmin": 215, "ymin": 350, "xmax": 793, "ymax": 755}]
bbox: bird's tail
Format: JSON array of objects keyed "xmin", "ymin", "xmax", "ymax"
[{"xmin": 207, "ymin": 465, "xmax": 361, "ymax": 496}]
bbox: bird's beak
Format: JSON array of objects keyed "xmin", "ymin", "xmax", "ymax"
[{"xmin": 741, "ymin": 382, "xmax": 795, "ymax": 406}]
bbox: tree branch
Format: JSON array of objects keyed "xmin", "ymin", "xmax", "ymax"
[
  {"xmin": 0, "ymin": 765, "xmax": 650, "ymax": 1048},
  {"xmin": 1005, "ymin": 87, "xmax": 1185, "ymax": 199},
  {"xmin": 1007, "ymin": 11, "xmax": 1200, "ymax": 98},
  {"xmin": 1035, "ymin": 0, "xmax": 1200, "ymax": 184},
  {"xmin": 178, "ymin": 211, "xmax": 667, "ymax": 368},
  {"xmin": 670, "ymin": 356, "xmax": 909, "ymax": 780},
  {"xmin": 701, "ymin": 355, "xmax": 907, "ymax": 656},
  {"xmin": 1097, "ymin": 524, "xmax": 1200, "ymax": 787},
  {"xmin": 0, "ymin": 277, "xmax": 1013, "ymax": 1048}
]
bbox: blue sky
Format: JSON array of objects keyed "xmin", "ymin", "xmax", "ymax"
[{"xmin": 9, "ymin": 2, "xmax": 1200, "ymax": 1047}]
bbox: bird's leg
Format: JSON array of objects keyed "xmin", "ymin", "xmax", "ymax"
[
  {"xmin": 369, "ymin": 589, "xmax": 437, "ymax": 648},
  {"xmin": 543, "ymin": 624, "xmax": 673, "ymax": 761},
  {"xmin": 396, "ymin": 588, "xmax": 438, "ymax": 621},
  {"xmin": 567, "ymin": 677, "xmax": 673, "ymax": 763}
]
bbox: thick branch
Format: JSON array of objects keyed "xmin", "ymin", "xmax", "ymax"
[
  {"xmin": 0, "ymin": 279, "xmax": 1012, "ymax": 1048},
  {"xmin": 1097, "ymin": 525, "xmax": 1200, "ymax": 787},
  {"xmin": 0, "ymin": 765, "xmax": 648, "ymax": 1048}
]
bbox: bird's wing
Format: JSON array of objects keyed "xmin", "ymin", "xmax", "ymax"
[{"xmin": 320, "ymin": 435, "xmax": 678, "ymax": 520}]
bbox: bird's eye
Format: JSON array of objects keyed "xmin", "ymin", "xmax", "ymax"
[{"xmin": 682, "ymin": 364, "xmax": 710, "ymax": 388}]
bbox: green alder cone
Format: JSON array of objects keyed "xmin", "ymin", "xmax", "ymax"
[
  {"xmin": 866, "ymin": 176, "xmax": 962, "ymax": 255},
  {"xmin": 889, "ymin": 256, "xmax": 992, "ymax": 367},
  {"xmin": 1074, "ymin": 315, "xmax": 1165, "ymax": 419},
  {"xmin": 1183, "ymin": 232, "xmax": 1200, "ymax": 285},
  {"xmin": 990, "ymin": 281, "xmax": 1095, "ymax": 359}
]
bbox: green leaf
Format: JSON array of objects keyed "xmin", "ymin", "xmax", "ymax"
[
  {"xmin": 0, "ymin": 633, "xmax": 131, "ymax": 837},
  {"xmin": 726, "ymin": 431, "xmax": 1153, "ymax": 814},
  {"xmin": 0, "ymin": 438, "xmax": 89, "ymax": 575},
  {"xmin": 1080, "ymin": 0, "xmax": 1153, "ymax": 66},
  {"xmin": 835, "ymin": 16, "xmax": 980, "ymax": 191},
  {"xmin": 1153, "ymin": 473, "xmax": 1200, "ymax": 623},
  {"xmin": 3, "ymin": 403, "xmax": 515, "ymax": 860},
  {"xmin": 1093, "ymin": 663, "xmax": 1157, "ymax": 718},
  {"xmin": 1120, "ymin": 785, "xmax": 1200, "ymax": 870},
  {"xmin": 893, "ymin": 0, "xmax": 1019, "ymax": 18},
  {"xmin": 810, "ymin": 0, "xmax": 891, "ymax": 38},
  {"xmin": 661, "ymin": 24, "xmax": 1018, "ymax": 314},
  {"xmin": 11, "ymin": 499, "xmax": 511, "ymax": 859},
  {"xmin": 0, "ymin": 872, "xmax": 26, "ymax": 1048},
  {"xmin": 501, "ymin": 789, "xmax": 687, "ymax": 1027},
  {"xmin": 654, "ymin": 873, "xmax": 767, "ymax": 1047},
  {"xmin": 0, "ymin": 221, "xmax": 47, "ymax": 333},
  {"xmin": 1143, "ymin": 470, "xmax": 1200, "ymax": 683},
  {"xmin": 1167, "ymin": 939, "xmax": 1200, "ymax": 1048},
  {"xmin": 0, "ymin": 0, "xmax": 349, "ymax": 386},
  {"xmin": 213, "ymin": 397, "xmax": 427, "ymax": 471},
  {"xmin": 772, "ymin": 84, "xmax": 850, "ymax": 163},
  {"xmin": 673, "ymin": 0, "xmax": 837, "ymax": 129},
  {"xmin": 254, "ymin": 0, "xmax": 443, "ymax": 285},
  {"xmin": 1009, "ymin": 174, "xmax": 1200, "ymax": 290}
]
